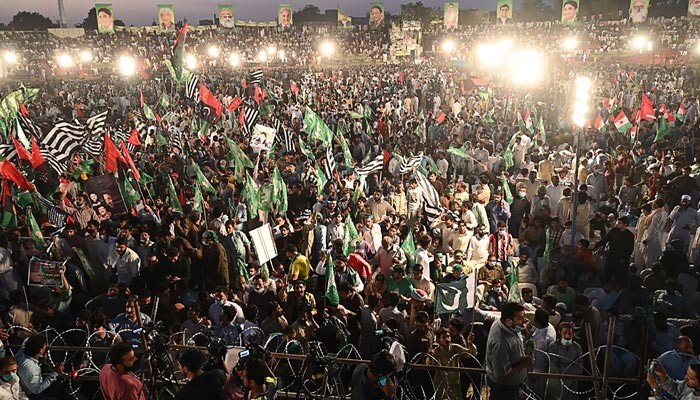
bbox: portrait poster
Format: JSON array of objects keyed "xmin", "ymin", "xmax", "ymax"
[
  {"xmin": 95, "ymin": 3, "xmax": 115, "ymax": 34},
  {"xmin": 157, "ymin": 4, "xmax": 176, "ymax": 32},
  {"xmin": 369, "ymin": 2, "xmax": 385, "ymax": 30},
  {"xmin": 218, "ymin": 4, "xmax": 235, "ymax": 29},
  {"xmin": 444, "ymin": 2, "xmax": 459, "ymax": 28},
  {"xmin": 561, "ymin": 0, "xmax": 579, "ymax": 25},
  {"xmin": 688, "ymin": 0, "xmax": 700, "ymax": 17},
  {"xmin": 84, "ymin": 173, "xmax": 128, "ymax": 220},
  {"xmin": 628, "ymin": 0, "xmax": 649, "ymax": 23},
  {"xmin": 338, "ymin": 6, "xmax": 352, "ymax": 29},
  {"xmin": 278, "ymin": 4, "xmax": 293, "ymax": 28},
  {"xmin": 28, "ymin": 257, "xmax": 64, "ymax": 287},
  {"xmin": 496, "ymin": 0, "xmax": 513, "ymax": 24}
]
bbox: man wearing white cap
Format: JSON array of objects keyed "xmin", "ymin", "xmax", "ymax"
[{"xmin": 667, "ymin": 194, "xmax": 700, "ymax": 253}]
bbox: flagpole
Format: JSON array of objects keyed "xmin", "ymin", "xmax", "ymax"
[{"xmin": 568, "ymin": 127, "xmax": 581, "ymax": 280}]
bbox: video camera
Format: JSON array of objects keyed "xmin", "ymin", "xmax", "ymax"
[{"xmin": 235, "ymin": 332, "xmax": 269, "ymax": 371}]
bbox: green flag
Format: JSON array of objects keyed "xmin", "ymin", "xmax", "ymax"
[
  {"xmin": 193, "ymin": 182, "xmax": 204, "ymax": 212},
  {"xmin": 484, "ymin": 109, "xmax": 495, "ymax": 125},
  {"xmin": 447, "ymin": 147, "xmax": 471, "ymax": 160},
  {"xmin": 507, "ymin": 268, "xmax": 522, "ymax": 303},
  {"xmin": 435, "ymin": 280, "xmax": 468, "ymax": 315},
  {"xmin": 343, "ymin": 214, "xmax": 360, "ymax": 256},
  {"xmin": 142, "ymin": 103, "xmax": 157, "ymax": 121},
  {"xmin": 655, "ymin": 117, "xmax": 670, "ymax": 142},
  {"xmin": 191, "ymin": 162, "xmax": 216, "ymax": 194},
  {"xmin": 339, "ymin": 132, "xmax": 354, "ymax": 167},
  {"xmin": 272, "ymin": 167, "xmax": 288, "ymax": 213},
  {"xmin": 298, "ymin": 137, "xmax": 315, "ymax": 160},
  {"xmin": 349, "ymin": 111, "xmax": 363, "ymax": 119},
  {"xmin": 503, "ymin": 132, "xmax": 521, "ymax": 170},
  {"xmin": 121, "ymin": 177, "xmax": 141, "ymax": 209},
  {"xmin": 364, "ymin": 104, "xmax": 373, "ymax": 120},
  {"xmin": 400, "ymin": 231, "xmax": 416, "ymax": 267},
  {"xmin": 325, "ymin": 254, "xmax": 340, "ymax": 306},
  {"xmin": 502, "ymin": 174, "xmax": 513, "ymax": 205},
  {"xmin": 167, "ymin": 176, "xmax": 183, "ymax": 214},
  {"xmin": 304, "ymin": 106, "xmax": 333, "ymax": 145},
  {"xmin": 27, "ymin": 208, "xmax": 44, "ymax": 245},
  {"xmin": 73, "ymin": 248, "xmax": 95, "ymax": 281},
  {"xmin": 242, "ymin": 173, "xmax": 260, "ymax": 218},
  {"xmin": 315, "ymin": 163, "xmax": 328, "ymax": 193},
  {"xmin": 257, "ymin": 183, "xmax": 274, "ymax": 213},
  {"xmin": 536, "ymin": 116, "xmax": 546, "ymax": 143},
  {"xmin": 159, "ymin": 93, "xmax": 171, "ymax": 110}
]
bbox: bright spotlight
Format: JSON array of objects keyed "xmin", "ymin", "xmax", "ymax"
[
  {"xmin": 646, "ymin": 41, "xmax": 653, "ymax": 51},
  {"xmin": 441, "ymin": 39, "xmax": 456, "ymax": 53},
  {"xmin": 229, "ymin": 53, "xmax": 241, "ymax": 67},
  {"xmin": 476, "ymin": 43, "xmax": 505, "ymax": 67},
  {"xmin": 498, "ymin": 38, "xmax": 513, "ymax": 49},
  {"xmin": 3, "ymin": 51, "xmax": 18, "ymax": 64},
  {"xmin": 258, "ymin": 50, "xmax": 268, "ymax": 63},
  {"xmin": 278, "ymin": 49, "xmax": 286, "ymax": 60},
  {"xmin": 575, "ymin": 76, "xmax": 592, "ymax": 92},
  {"xmin": 56, "ymin": 53, "xmax": 74, "ymax": 68},
  {"xmin": 572, "ymin": 76, "xmax": 593, "ymax": 128},
  {"xmin": 562, "ymin": 36, "xmax": 578, "ymax": 51},
  {"xmin": 508, "ymin": 50, "xmax": 545, "ymax": 85},
  {"xmin": 118, "ymin": 55, "xmax": 136, "ymax": 77},
  {"xmin": 631, "ymin": 35, "xmax": 648, "ymax": 50},
  {"xmin": 266, "ymin": 46, "xmax": 277, "ymax": 56},
  {"xmin": 184, "ymin": 53, "xmax": 197, "ymax": 70},
  {"xmin": 319, "ymin": 41, "xmax": 336, "ymax": 58},
  {"xmin": 207, "ymin": 46, "xmax": 220, "ymax": 58},
  {"xmin": 79, "ymin": 50, "xmax": 93, "ymax": 63}
]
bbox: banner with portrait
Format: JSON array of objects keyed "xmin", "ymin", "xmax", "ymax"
[
  {"xmin": 95, "ymin": 3, "xmax": 115, "ymax": 34},
  {"xmin": 84, "ymin": 173, "xmax": 128, "ymax": 220},
  {"xmin": 688, "ymin": 0, "xmax": 700, "ymax": 17},
  {"xmin": 561, "ymin": 0, "xmax": 579, "ymax": 25},
  {"xmin": 444, "ymin": 2, "xmax": 459, "ymax": 28},
  {"xmin": 157, "ymin": 4, "xmax": 176, "ymax": 32},
  {"xmin": 628, "ymin": 0, "xmax": 649, "ymax": 23},
  {"xmin": 338, "ymin": 7, "xmax": 352, "ymax": 29},
  {"xmin": 278, "ymin": 4, "xmax": 293, "ymax": 29},
  {"xmin": 369, "ymin": 2, "xmax": 385, "ymax": 30},
  {"xmin": 218, "ymin": 4, "xmax": 235, "ymax": 30},
  {"xmin": 28, "ymin": 257, "xmax": 64, "ymax": 287},
  {"xmin": 496, "ymin": 0, "xmax": 513, "ymax": 24}
]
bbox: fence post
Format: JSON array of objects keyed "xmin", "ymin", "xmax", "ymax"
[
  {"xmin": 601, "ymin": 316, "xmax": 616, "ymax": 397},
  {"xmin": 585, "ymin": 322, "xmax": 603, "ymax": 400}
]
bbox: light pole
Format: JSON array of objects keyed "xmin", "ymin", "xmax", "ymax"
[{"xmin": 569, "ymin": 76, "xmax": 592, "ymax": 279}]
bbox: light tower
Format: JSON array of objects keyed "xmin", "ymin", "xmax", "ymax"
[{"xmin": 57, "ymin": 0, "xmax": 67, "ymax": 28}]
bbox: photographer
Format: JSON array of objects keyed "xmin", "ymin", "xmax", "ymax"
[
  {"xmin": 350, "ymin": 350, "xmax": 397, "ymax": 400},
  {"xmin": 175, "ymin": 348, "xmax": 226, "ymax": 400},
  {"xmin": 223, "ymin": 357, "xmax": 276, "ymax": 400},
  {"xmin": 17, "ymin": 334, "xmax": 64, "ymax": 399},
  {"xmin": 647, "ymin": 360, "xmax": 700, "ymax": 400}
]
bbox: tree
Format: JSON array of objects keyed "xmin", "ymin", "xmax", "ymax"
[
  {"xmin": 77, "ymin": 7, "xmax": 97, "ymax": 29},
  {"xmin": 9, "ymin": 11, "xmax": 56, "ymax": 31},
  {"xmin": 518, "ymin": 0, "xmax": 556, "ymax": 21},
  {"xmin": 293, "ymin": 5, "xmax": 322, "ymax": 23},
  {"xmin": 400, "ymin": 2, "xmax": 438, "ymax": 28}
]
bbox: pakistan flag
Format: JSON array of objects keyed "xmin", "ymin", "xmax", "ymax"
[{"xmin": 435, "ymin": 280, "xmax": 468, "ymax": 315}]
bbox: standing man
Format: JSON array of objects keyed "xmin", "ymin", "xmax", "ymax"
[
  {"xmin": 667, "ymin": 194, "xmax": 700, "ymax": 254},
  {"xmin": 485, "ymin": 302, "xmax": 534, "ymax": 399},
  {"xmin": 99, "ymin": 342, "xmax": 144, "ymax": 400}
]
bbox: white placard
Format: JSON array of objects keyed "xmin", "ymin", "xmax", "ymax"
[
  {"xmin": 250, "ymin": 124, "xmax": 276, "ymax": 153},
  {"xmin": 250, "ymin": 223, "xmax": 278, "ymax": 265}
]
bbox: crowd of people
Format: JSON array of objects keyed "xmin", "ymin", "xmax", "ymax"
[{"xmin": 0, "ymin": 11, "xmax": 698, "ymax": 400}]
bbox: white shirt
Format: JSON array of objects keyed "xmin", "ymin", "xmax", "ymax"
[{"xmin": 208, "ymin": 300, "xmax": 244, "ymax": 325}]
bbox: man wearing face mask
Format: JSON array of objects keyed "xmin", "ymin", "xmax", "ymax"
[
  {"xmin": 508, "ymin": 187, "xmax": 530, "ymax": 239},
  {"xmin": 667, "ymin": 194, "xmax": 699, "ymax": 254},
  {"xmin": 485, "ymin": 302, "xmax": 534, "ymax": 399},
  {"xmin": 546, "ymin": 322, "xmax": 582, "ymax": 400},
  {"xmin": 106, "ymin": 237, "xmax": 140, "ymax": 286},
  {"xmin": 0, "ymin": 356, "xmax": 27, "ymax": 400},
  {"xmin": 99, "ymin": 342, "xmax": 144, "ymax": 400}
]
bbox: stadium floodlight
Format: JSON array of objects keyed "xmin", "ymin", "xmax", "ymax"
[
  {"xmin": 278, "ymin": 49, "xmax": 286, "ymax": 60},
  {"xmin": 79, "ymin": 50, "xmax": 93, "ymax": 63},
  {"xmin": 267, "ymin": 46, "xmax": 277, "ymax": 56},
  {"xmin": 476, "ymin": 43, "xmax": 503, "ymax": 67},
  {"xmin": 117, "ymin": 55, "xmax": 137, "ymax": 77},
  {"xmin": 562, "ymin": 36, "xmax": 579, "ymax": 51},
  {"xmin": 258, "ymin": 50, "xmax": 268, "ymax": 63},
  {"xmin": 207, "ymin": 46, "xmax": 220, "ymax": 58},
  {"xmin": 229, "ymin": 53, "xmax": 241, "ymax": 67},
  {"xmin": 646, "ymin": 41, "xmax": 653, "ymax": 51},
  {"xmin": 441, "ymin": 39, "xmax": 456, "ymax": 53},
  {"xmin": 185, "ymin": 53, "xmax": 197, "ymax": 70},
  {"xmin": 56, "ymin": 53, "xmax": 74, "ymax": 68},
  {"xmin": 319, "ymin": 41, "xmax": 336, "ymax": 58},
  {"xmin": 3, "ymin": 51, "xmax": 18, "ymax": 64},
  {"xmin": 572, "ymin": 76, "xmax": 592, "ymax": 128},
  {"xmin": 631, "ymin": 35, "xmax": 648, "ymax": 50},
  {"xmin": 508, "ymin": 50, "xmax": 545, "ymax": 86}
]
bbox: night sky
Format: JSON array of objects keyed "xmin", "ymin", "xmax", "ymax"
[{"xmin": 1, "ymin": 0, "xmax": 499, "ymax": 26}]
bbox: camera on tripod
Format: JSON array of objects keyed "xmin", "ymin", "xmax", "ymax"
[{"xmin": 235, "ymin": 333, "xmax": 269, "ymax": 371}]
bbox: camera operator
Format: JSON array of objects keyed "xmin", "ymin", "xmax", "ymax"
[
  {"xmin": 223, "ymin": 356, "xmax": 276, "ymax": 400},
  {"xmin": 17, "ymin": 334, "xmax": 65, "ymax": 399},
  {"xmin": 99, "ymin": 342, "xmax": 144, "ymax": 400},
  {"xmin": 647, "ymin": 360, "xmax": 700, "ymax": 400},
  {"xmin": 174, "ymin": 348, "xmax": 226, "ymax": 400},
  {"xmin": 350, "ymin": 350, "xmax": 397, "ymax": 400}
]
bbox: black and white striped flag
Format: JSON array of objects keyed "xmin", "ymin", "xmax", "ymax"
[
  {"xmin": 171, "ymin": 130, "xmax": 183, "ymax": 154},
  {"xmin": 242, "ymin": 105, "xmax": 259, "ymax": 134},
  {"xmin": 323, "ymin": 146, "xmax": 336, "ymax": 179},
  {"xmin": 247, "ymin": 69, "xmax": 263, "ymax": 84},
  {"xmin": 34, "ymin": 193, "xmax": 68, "ymax": 228},
  {"xmin": 399, "ymin": 153, "xmax": 423, "ymax": 174},
  {"xmin": 83, "ymin": 136, "xmax": 103, "ymax": 158},
  {"xmin": 355, "ymin": 154, "xmax": 383, "ymax": 177},
  {"xmin": 0, "ymin": 144, "xmax": 17, "ymax": 161},
  {"xmin": 17, "ymin": 114, "xmax": 43, "ymax": 139},
  {"xmin": 40, "ymin": 121, "xmax": 88, "ymax": 173},
  {"xmin": 39, "ymin": 148, "xmax": 68, "ymax": 175},
  {"xmin": 86, "ymin": 110, "xmax": 108, "ymax": 137},
  {"xmin": 413, "ymin": 170, "xmax": 442, "ymax": 223},
  {"xmin": 185, "ymin": 73, "xmax": 200, "ymax": 101},
  {"xmin": 302, "ymin": 161, "xmax": 317, "ymax": 188},
  {"xmin": 273, "ymin": 118, "xmax": 295, "ymax": 153}
]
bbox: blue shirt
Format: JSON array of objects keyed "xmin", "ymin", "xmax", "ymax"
[{"xmin": 658, "ymin": 350, "xmax": 699, "ymax": 381}]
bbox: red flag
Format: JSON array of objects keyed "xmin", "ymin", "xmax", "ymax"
[
  {"xmin": 460, "ymin": 80, "xmax": 466, "ymax": 95},
  {"xmin": 29, "ymin": 137, "xmax": 45, "ymax": 169},
  {"xmin": 140, "ymin": 91, "xmax": 145, "ymax": 107},
  {"xmin": 12, "ymin": 137, "xmax": 32, "ymax": 162},
  {"xmin": 641, "ymin": 94, "xmax": 656, "ymax": 121},
  {"xmin": 398, "ymin": 71, "xmax": 404, "ymax": 84},
  {"xmin": 121, "ymin": 142, "xmax": 141, "ymax": 181},
  {"xmin": 436, "ymin": 112, "xmax": 447, "ymax": 123},
  {"xmin": 128, "ymin": 129, "xmax": 142, "ymax": 147},
  {"xmin": 104, "ymin": 133, "xmax": 123, "ymax": 173},
  {"xmin": 0, "ymin": 160, "xmax": 31, "ymax": 191},
  {"xmin": 199, "ymin": 83, "xmax": 223, "ymax": 118},
  {"xmin": 242, "ymin": 80, "xmax": 248, "ymax": 89},
  {"xmin": 19, "ymin": 103, "xmax": 29, "ymax": 117},
  {"xmin": 253, "ymin": 86, "xmax": 263, "ymax": 104},
  {"xmin": 290, "ymin": 82, "xmax": 299, "ymax": 95},
  {"xmin": 227, "ymin": 97, "xmax": 243, "ymax": 112},
  {"xmin": 238, "ymin": 108, "xmax": 245, "ymax": 127}
]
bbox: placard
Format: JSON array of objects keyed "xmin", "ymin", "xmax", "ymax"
[
  {"xmin": 250, "ymin": 223, "xmax": 277, "ymax": 265},
  {"xmin": 28, "ymin": 257, "xmax": 64, "ymax": 287}
]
